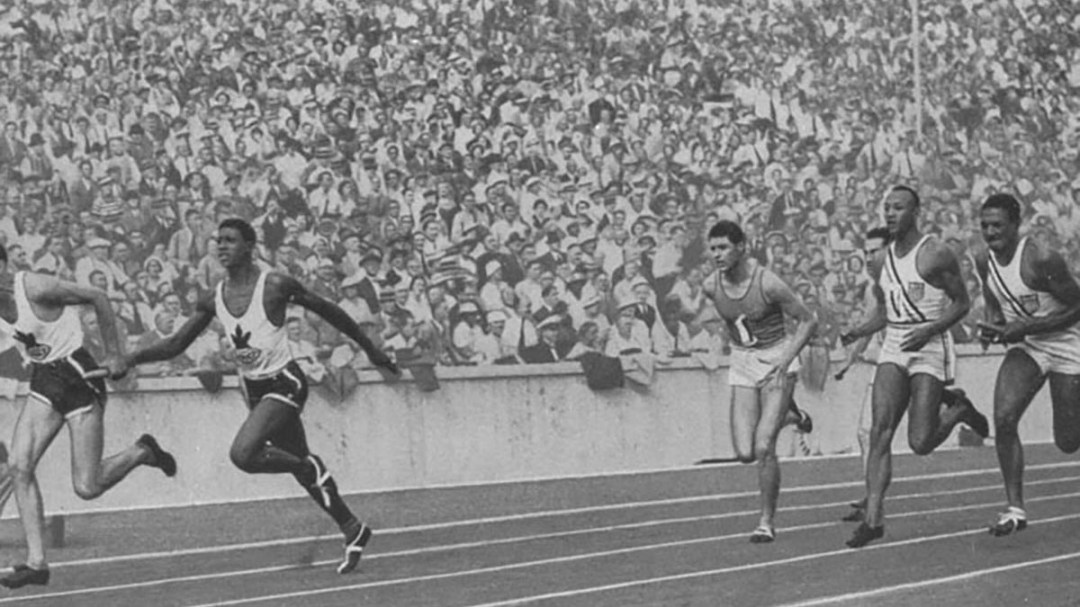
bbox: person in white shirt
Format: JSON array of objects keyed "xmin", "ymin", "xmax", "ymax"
[
  {"xmin": 451, "ymin": 300, "xmax": 486, "ymax": 363},
  {"xmin": 605, "ymin": 296, "xmax": 653, "ymax": 357}
]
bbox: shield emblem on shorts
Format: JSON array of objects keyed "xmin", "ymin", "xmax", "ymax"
[
  {"xmin": 1019, "ymin": 294, "xmax": 1039, "ymax": 315},
  {"xmin": 907, "ymin": 282, "xmax": 925, "ymax": 302}
]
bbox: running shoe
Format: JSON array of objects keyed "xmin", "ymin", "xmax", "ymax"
[
  {"xmin": 307, "ymin": 454, "xmax": 337, "ymax": 509},
  {"xmin": 841, "ymin": 506, "xmax": 865, "ymax": 523},
  {"xmin": 137, "ymin": 434, "xmax": 177, "ymax": 477},
  {"xmin": 786, "ymin": 403, "xmax": 814, "ymax": 434},
  {"xmin": 949, "ymin": 390, "xmax": 990, "ymax": 438},
  {"xmin": 0, "ymin": 564, "xmax": 49, "ymax": 588},
  {"xmin": 989, "ymin": 506, "xmax": 1027, "ymax": 537},
  {"xmin": 846, "ymin": 522, "xmax": 884, "ymax": 548},
  {"xmin": 337, "ymin": 523, "xmax": 373, "ymax": 574},
  {"xmin": 749, "ymin": 524, "xmax": 776, "ymax": 544}
]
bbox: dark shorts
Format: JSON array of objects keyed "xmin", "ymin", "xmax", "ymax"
[
  {"xmin": 240, "ymin": 361, "xmax": 309, "ymax": 411},
  {"xmin": 29, "ymin": 348, "xmax": 106, "ymax": 418}
]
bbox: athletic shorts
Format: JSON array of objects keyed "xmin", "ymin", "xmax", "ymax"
[
  {"xmin": 1012, "ymin": 330, "xmax": 1080, "ymax": 376},
  {"xmin": 239, "ymin": 361, "xmax": 309, "ymax": 410},
  {"xmin": 876, "ymin": 325, "xmax": 956, "ymax": 384},
  {"xmin": 728, "ymin": 339, "xmax": 801, "ymax": 389},
  {"xmin": 29, "ymin": 348, "xmax": 106, "ymax": 419}
]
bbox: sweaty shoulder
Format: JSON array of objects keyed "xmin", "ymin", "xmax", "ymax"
[
  {"xmin": 1024, "ymin": 238, "xmax": 1068, "ymax": 290},
  {"xmin": 916, "ymin": 236, "xmax": 958, "ymax": 279}
]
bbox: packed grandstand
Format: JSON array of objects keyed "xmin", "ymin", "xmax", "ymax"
[{"xmin": 0, "ymin": 0, "xmax": 1077, "ymax": 384}]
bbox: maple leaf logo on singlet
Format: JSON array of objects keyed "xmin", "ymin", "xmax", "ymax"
[
  {"xmin": 14, "ymin": 331, "xmax": 51, "ymax": 361},
  {"xmin": 229, "ymin": 325, "xmax": 262, "ymax": 368}
]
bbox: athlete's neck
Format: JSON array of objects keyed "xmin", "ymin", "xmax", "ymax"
[
  {"xmin": 225, "ymin": 261, "xmax": 260, "ymax": 285},
  {"xmin": 991, "ymin": 237, "xmax": 1021, "ymax": 266},
  {"xmin": 893, "ymin": 228, "xmax": 923, "ymax": 257},
  {"xmin": 721, "ymin": 257, "xmax": 751, "ymax": 284}
]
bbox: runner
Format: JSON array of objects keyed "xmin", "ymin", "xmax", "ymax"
[
  {"xmin": 703, "ymin": 220, "xmax": 818, "ymax": 542},
  {"xmin": 836, "ymin": 227, "xmax": 980, "ymax": 523},
  {"xmin": 974, "ymin": 193, "xmax": 1080, "ymax": 536},
  {"xmin": 841, "ymin": 186, "xmax": 988, "ymax": 548},
  {"xmin": 0, "ymin": 247, "xmax": 175, "ymax": 589},
  {"xmin": 118, "ymin": 218, "xmax": 400, "ymax": 574}
]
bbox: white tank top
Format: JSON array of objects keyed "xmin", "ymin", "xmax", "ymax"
[
  {"xmin": 215, "ymin": 271, "xmax": 292, "ymax": 379},
  {"xmin": 987, "ymin": 238, "xmax": 1079, "ymax": 328},
  {"xmin": 879, "ymin": 235, "xmax": 948, "ymax": 326},
  {"xmin": 12, "ymin": 271, "xmax": 84, "ymax": 363}
]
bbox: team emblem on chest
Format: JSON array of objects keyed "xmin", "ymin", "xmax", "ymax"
[
  {"xmin": 230, "ymin": 325, "xmax": 262, "ymax": 368},
  {"xmin": 1019, "ymin": 294, "xmax": 1040, "ymax": 315},
  {"xmin": 907, "ymin": 282, "xmax": 925, "ymax": 302},
  {"xmin": 14, "ymin": 331, "xmax": 51, "ymax": 361}
]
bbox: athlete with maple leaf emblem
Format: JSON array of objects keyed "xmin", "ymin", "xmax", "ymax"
[
  {"xmin": 117, "ymin": 218, "xmax": 400, "ymax": 575},
  {"xmin": 0, "ymin": 246, "xmax": 176, "ymax": 589}
]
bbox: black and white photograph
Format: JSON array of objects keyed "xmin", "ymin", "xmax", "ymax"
[{"xmin": 0, "ymin": 0, "xmax": 1078, "ymax": 604}]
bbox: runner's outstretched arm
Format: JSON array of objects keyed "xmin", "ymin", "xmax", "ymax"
[
  {"xmin": 121, "ymin": 293, "xmax": 215, "ymax": 374},
  {"xmin": 281, "ymin": 275, "xmax": 399, "ymax": 375}
]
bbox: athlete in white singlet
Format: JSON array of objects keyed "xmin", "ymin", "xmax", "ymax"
[
  {"xmin": 0, "ymin": 251, "xmax": 175, "ymax": 589},
  {"xmin": 975, "ymin": 193, "xmax": 1080, "ymax": 536},
  {"xmin": 121, "ymin": 219, "xmax": 400, "ymax": 575},
  {"xmin": 703, "ymin": 220, "xmax": 818, "ymax": 543},
  {"xmin": 837, "ymin": 228, "xmax": 980, "ymax": 523},
  {"xmin": 840, "ymin": 186, "xmax": 988, "ymax": 548}
]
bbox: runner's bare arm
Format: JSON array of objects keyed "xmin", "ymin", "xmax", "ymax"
[
  {"xmin": 842, "ymin": 251, "xmax": 886, "ymax": 344},
  {"xmin": 281, "ymin": 274, "xmax": 399, "ymax": 373},
  {"xmin": 34, "ymin": 275, "xmax": 123, "ymax": 360},
  {"xmin": 126, "ymin": 292, "xmax": 215, "ymax": 366},
  {"xmin": 762, "ymin": 270, "xmax": 818, "ymax": 371}
]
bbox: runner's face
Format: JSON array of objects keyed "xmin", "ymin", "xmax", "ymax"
[
  {"xmin": 216, "ymin": 227, "xmax": 250, "ymax": 268},
  {"xmin": 882, "ymin": 190, "xmax": 917, "ymax": 238},
  {"xmin": 979, "ymin": 207, "xmax": 1019, "ymax": 254},
  {"xmin": 708, "ymin": 236, "xmax": 743, "ymax": 273}
]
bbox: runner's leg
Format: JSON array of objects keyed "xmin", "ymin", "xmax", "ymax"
[
  {"xmin": 1048, "ymin": 373, "xmax": 1080, "ymax": 454},
  {"xmin": 229, "ymin": 399, "xmax": 310, "ymax": 475},
  {"xmin": 730, "ymin": 386, "xmax": 760, "ymax": 464},
  {"xmin": 993, "ymin": 349, "xmax": 1045, "ymax": 511},
  {"xmin": 863, "ymin": 364, "xmax": 910, "ymax": 529},
  {"xmin": 8, "ymin": 397, "xmax": 64, "ymax": 568},
  {"xmin": 754, "ymin": 373, "xmax": 794, "ymax": 530},
  {"xmin": 66, "ymin": 404, "xmax": 154, "ymax": 500}
]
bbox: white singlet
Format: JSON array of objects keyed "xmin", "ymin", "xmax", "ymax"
[{"xmin": 215, "ymin": 271, "xmax": 293, "ymax": 379}]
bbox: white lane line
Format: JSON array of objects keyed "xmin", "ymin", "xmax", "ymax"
[
  {"xmin": 777, "ymin": 550, "xmax": 1080, "ymax": 607},
  {"xmin": 46, "ymin": 460, "xmax": 1080, "ymax": 570},
  {"xmin": 19, "ymin": 475, "xmax": 1077, "ymax": 604},
  {"xmin": 463, "ymin": 510, "xmax": 1080, "ymax": 607},
  {"xmin": 168, "ymin": 491, "xmax": 1080, "ymax": 607}
]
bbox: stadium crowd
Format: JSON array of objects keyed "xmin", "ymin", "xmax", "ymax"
[{"xmin": 0, "ymin": 0, "xmax": 1078, "ymax": 382}]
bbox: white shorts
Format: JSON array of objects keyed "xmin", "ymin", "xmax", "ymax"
[
  {"xmin": 1013, "ymin": 330, "xmax": 1080, "ymax": 376},
  {"xmin": 729, "ymin": 340, "xmax": 801, "ymax": 389},
  {"xmin": 876, "ymin": 325, "xmax": 956, "ymax": 383}
]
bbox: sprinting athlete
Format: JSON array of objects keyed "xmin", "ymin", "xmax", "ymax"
[
  {"xmin": 975, "ymin": 193, "xmax": 1080, "ymax": 536},
  {"xmin": 841, "ymin": 186, "xmax": 987, "ymax": 548},
  {"xmin": 119, "ymin": 219, "xmax": 400, "ymax": 574},
  {"xmin": 0, "ymin": 247, "xmax": 175, "ymax": 589},
  {"xmin": 837, "ymin": 227, "xmax": 980, "ymax": 523},
  {"xmin": 703, "ymin": 220, "xmax": 818, "ymax": 543}
]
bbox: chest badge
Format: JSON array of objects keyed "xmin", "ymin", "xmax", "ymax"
[
  {"xmin": 15, "ymin": 331, "xmax": 51, "ymax": 361},
  {"xmin": 230, "ymin": 325, "xmax": 262, "ymax": 369},
  {"xmin": 907, "ymin": 282, "xmax": 925, "ymax": 302}
]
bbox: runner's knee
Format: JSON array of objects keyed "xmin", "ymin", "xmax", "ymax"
[
  {"xmin": 907, "ymin": 435, "xmax": 935, "ymax": 456},
  {"xmin": 72, "ymin": 478, "xmax": 104, "ymax": 500},
  {"xmin": 1053, "ymin": 428, "xmax": 1080, "ymax": 454},
  {"xmin": 229, "ymin": 441, "xmax": 260, "ymax": 473},
  {"xmin": 994, "ymin": 410, "xmax": 1022, "ymax": 437}
]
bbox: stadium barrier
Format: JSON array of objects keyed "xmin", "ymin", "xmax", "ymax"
[{"xmin": 0, "ymin": 348, "xmax": 1050, "ymax": 515}]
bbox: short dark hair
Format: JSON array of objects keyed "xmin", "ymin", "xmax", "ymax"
[
  {"xmin": 0, "ymin": 245, "xmax": 7, "ymax": 266},
  {"xmin": 889, "ymin": 184, "xmax": 920, "ymax": 207},
  {"xmin": 707, "ymin": 220, "xmax": 746, "ymax": 245},
  {"xmin": 219, "ymin": 218, "xmax": 257, "ymax": 244},
  {"xmin": 981, "ymin": 193, "xmax": 1022, "ymax": 224},
  {"xmin": 865, "ymin": 227, "xmax": 891, "ymax": 244}
]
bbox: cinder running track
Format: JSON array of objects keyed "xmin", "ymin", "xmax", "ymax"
[{"xmin": 1, "ymin": 444, "xmax": 1077, "ymax": 606}]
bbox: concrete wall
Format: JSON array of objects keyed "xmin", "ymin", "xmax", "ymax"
[{"xmin": 0, "ymin": 348, "xmax": 1055, "ymax": 515}]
